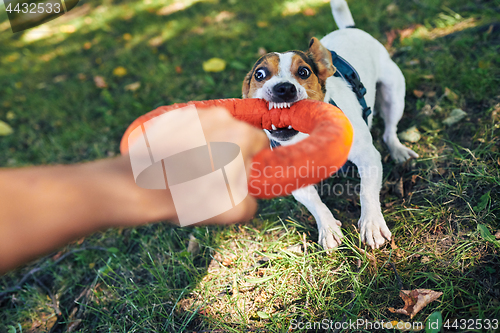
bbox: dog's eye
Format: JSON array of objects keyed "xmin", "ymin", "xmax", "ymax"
[
  {"xmin": 297, "ymin": 67, "xmax": 311, "ymax": 79},
  {"xmin": 254, "ymin": 68, "xmax": 268, "ymax": 81}
]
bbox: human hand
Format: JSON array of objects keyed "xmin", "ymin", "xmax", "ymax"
[{"xmin": 115, "ymin": 106, "xmax": 269, "ymax": 226}]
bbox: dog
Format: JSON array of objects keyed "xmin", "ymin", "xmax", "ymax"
[{"xmin": 242, "ymin": 0, "xmax": 418, "ymax": 249}]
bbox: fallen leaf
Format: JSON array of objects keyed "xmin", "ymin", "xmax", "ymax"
[
  {"xmin": 53, "ymin": 75, "xmax": 67, "ymax": 83},
  {"xmin": 391, "ymin": 236, "xmax": 399, "ymax": 250},
  {"xmin": 394, "ymin": 177, "xmax": 404, "ymax": 198},
  {"xmin": 89, "ymin": 262, "xmax": 95, "ymax": 269},
  {"xmin": 421, "ymin": 74, "xmax": 434, "ymax": 80},
  {"xmin": 388, "ymin": 289, "xmax": 443, "ymax": 319},
  {"xmin": 420, "ymin": 104, "xmax": 433, "ymax": 116},
  {"xmin": 443, "ymin": 108, "xmax": 467, "ymax": 126},
  {"xmin": 258, "ymin": 47, "xmax": 267, "ymax": 56},
  {"xmin": 94, "ymin": 76, "xmax": 107, "ymax": 88},
  {"xmin": 175, "ymin": 65, "xmax": 183, "ymax": 74},
  {"xmin": 6, "ymin": 111, "xmax": 15, "ymax": 120},
  {"xmin": 354, "ymin": 245, "xmax": 377, "ymax": 267},
  {"xmin": 406, "ymin": 59, "xmax": 420, "ymax": 66},
  {"xmin": 495, "ymin": 230, "xmax": 500, "ymax": 240},
  {"xmin": 257, "ymin": 311, "xmax": 270, "ymax": 319},
  {"xmin": 202, "ymin": 58, "xmax": 226, "ymax": 72},
  {"xmin": 413, "ymin": 90, "xmax": 424, "ymax": 98},
  {"xmin": 67, "ymin": 319, "xmax": 82, "ymax": 332},
  {"xmin": 386, "ymin": 3, "xmax": 398, "ymax": 13},
  {"xmin": 78, "ymin": 73, "xmax": 86, "ymax": 81},
  {"xmin": 426, "ymin": 91, "xmax": 436, "ymax": 98},
  {"xmin": 148, "ymin": 36, "xmax": 163, "ymax": 46},
  {"xmin": 0, "ymin": 120, "xmax": 14, "ymax": 136},
  {"xmin": 257, "ymin": 21, "xmax": 268, "ymax": 28},
  {"xmin": 113, "ymin": 66, "xmax": 127, "ymax": 77},
  {"xmin": 187, "ymin": 234, "xmax": 200, "ymax": 255},
  {"xmin": 398, "ymin": 126, "xmax": 421, "ymax": 142},
  {"xmin": 222, "ymin": 253, "xmax": 237, "ymax": 266},
  {"xmin": 83, "ymin": 42, "xmax": 92, "ymax": 50},
  {"xmin": 385, "ymin": 29, "xmax": 398, "ymax": 49},
  {"xmin": 125, "ymin": 82, "xmax": 141, "ymax": 91},
  {"xmin": 123, "ymin": 33, "xmax": 132, "ymax": 41},
  {"xmin": 303, "ymin": 8, "xmax": 316, "ymax": 16},
  {"xmin": 157, "ymin": 2, "xmax": 188, "ymax": 16},
  {"xmin": 215, "ymin": 11, "xmax": 234, "ymax": 22},
  {"xmin": 443, "ymin": 87, "xmax": 459, "ymax": 102}
]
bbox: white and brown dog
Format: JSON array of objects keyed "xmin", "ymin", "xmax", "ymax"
[{"xmin": 242, "ymin": 0, "xmax": 418, "ymax": 249}]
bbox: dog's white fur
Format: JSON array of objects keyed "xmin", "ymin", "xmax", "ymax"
[{"xmin": 252, "ymin": 0, "xmax": 418, "ymax": 249}]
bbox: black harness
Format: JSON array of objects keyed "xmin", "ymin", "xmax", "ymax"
[{"xmin": 269, "ymin": 50, "xmax": 370, "ymax": 149}]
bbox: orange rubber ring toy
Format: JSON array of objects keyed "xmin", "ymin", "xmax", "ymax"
[{"xmin": 120, "ymin": 98, "xmax": 353, "ymax": 199}]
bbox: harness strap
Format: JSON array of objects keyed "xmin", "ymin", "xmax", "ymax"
[{"xmin": 330, "ymin": 50, "xmax": 372, "ymax": 124}]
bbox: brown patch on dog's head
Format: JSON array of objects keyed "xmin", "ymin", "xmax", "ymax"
[
  {"xmin": 242, "ymin": 53, "xmax": 280, "ymax": 98},
  {"xmin": 307, "ymin": 37, "xmax": 336, "ymax": 83},
  {"xmin": 288, "ymin": 50, "xmax": 325, "ymax": 101}
]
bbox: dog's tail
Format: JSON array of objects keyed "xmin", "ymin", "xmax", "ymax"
[{"xmin": 330, "ymin": 0, "xmax": 355, "ymax": 29}]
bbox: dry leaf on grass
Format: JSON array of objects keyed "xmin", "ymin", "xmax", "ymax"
[
  {"xmin": 413, "ymin": 90, "xmax": 424, "ymax": 98},
  {"xmin": 113, "ymin": 66, "xmax": 127, "ymax": 77},
  {"xmin": 222, "ymin": 253, "xmax": 237, "ymax": 266},
  {"xmin": 93, "ymin": 76, "xmax": 107, "ymax": 88},
  {"xmin": 125, "ymin": 82, "xmax": 141, "ymax": 91},
  {"xmin": 389, "ymin": 289, "xmax": 443, "ymax": 319},
  {"xmin": 202, "ymin": 58, "xmax": 226, "ymax": 72},
  {"xmin": 0, "ymin": 120, "xmax": 14, "ymax": 136}
]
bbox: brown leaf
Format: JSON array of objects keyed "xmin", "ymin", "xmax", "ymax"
[
  {"xmin": 495, "ymin": 230, "xmax": 500, "ymax": 240},
  {"xmin": 389, "ymin": 289, "xmax": 443, "ymax": 319},
  {"xmin": 222, "ymin": 253, "xmax": 237, "ymax": 266},
  {"xmin": 258, "ymin": 47, "xmax": 267, "ymax": 56},
  {"xmin": 93, "ymin": 76, "xmax": 107, "ymax": 88},
  {"xmin": 125, "ymin": 82, "xmax": 141, "ymax": 91},
  {"xmin": 391, "ymin": 236, "xmax": 398, "ymax": 250},
  {"xmin": 444, "ymin": 87, "xmax": 459, "ymax": 102},
  {"xmin": 394, "ymin": 177, "xmax": 404, "ymax": 198},
  {"xmin": 413, "ymin": 90, "xmax": 424, "ymax": 98},
  {"xmin": 303, "ymin": 8, "xmax": 316, "ymax": 16},
  {"xmin": 187, "ymin": 234, "xmax": 200, "ymax": 255},
  {"xmin": 175, "ymin": 65, "xmax": 183, "ymax": 74},
  {"xmin": 385, "ymin": 29, "xmax": 398, "ymax": 49},
  {"xmin": 354, "ymin": 245, "xmax": 377, "ymax": 267}
]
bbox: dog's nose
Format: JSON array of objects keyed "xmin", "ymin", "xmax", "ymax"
[{"xmin": 273, "ymin": 82, "xmax": 297, "ymax": 101}]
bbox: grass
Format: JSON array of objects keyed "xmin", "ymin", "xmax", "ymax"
[{"xmin": 1, "ymin": 0, "xmax": 500, "ymax": 331}]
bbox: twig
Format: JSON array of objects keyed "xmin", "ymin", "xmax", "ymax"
[
  {"xmin": 0, "ymin": 246, "xmax": 107, "ymax": 299},
  {"xmin": 388, "ymin": 262, "xmax": 404, "ymax": 291},
  {"xmin": 33, "ymin": 276, "xmax": 61, "ymax": 316}
]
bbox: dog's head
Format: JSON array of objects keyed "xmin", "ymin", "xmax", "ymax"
[{"xmin": 242, "ymin": 37, "xmax": 336, "ymax": 142}]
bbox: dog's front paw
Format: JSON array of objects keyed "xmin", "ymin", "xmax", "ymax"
[
  {"xmin": 390, "ymin": 144, "xmax": 419, "ymax": 163},
  {"xmin": 318, "ymin": 218, "xmax": 344, "ymax": 250},
  {"xmin": 358, "ymin": 213, "xmax": 391, "ymax": 249}
]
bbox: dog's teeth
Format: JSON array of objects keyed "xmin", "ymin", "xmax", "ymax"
[
  {"xmin": 286, "ymin": 103, "xmax": 290, "ymax": 108},
  {"xmin": 272, "ymin": 124, "xmax": 277, "ymax": 130},
  {"xmin": 268, "ymin": 102, "xmax": 275, "ymax": 110},
  {"xmin": 280, "ymin": 103, "xmax": 284, "ymax": 109},
  {"xmin": 288, "ymin": 125, "xmax": 292, "ymax": 129}
]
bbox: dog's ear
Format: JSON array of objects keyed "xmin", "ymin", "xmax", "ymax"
[
  {"xmin": 308, "ymin": 37, "xmax": 336, "ymax": 82},
  {"xmin": 242, "ymin": 70, "xmax": 252, "ymax": 98}
]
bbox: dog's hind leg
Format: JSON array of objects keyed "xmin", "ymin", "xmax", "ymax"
[
  {"xmin": 377, "ymin": 59, "xmax": 419, "ymax": 163},
  {"xmin": 292, "ymin": 185, "xmax": 343, "ymax": 250}
]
